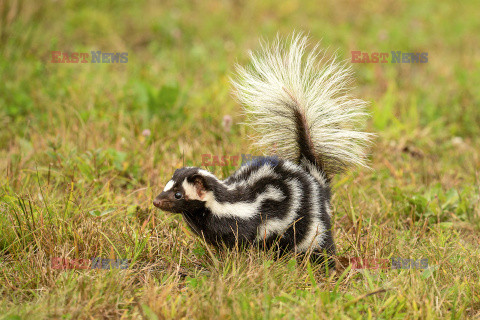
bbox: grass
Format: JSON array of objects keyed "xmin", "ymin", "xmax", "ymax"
[{"xmin": 1, "ymin": 0, "xmax": 479, "ymax": 318}]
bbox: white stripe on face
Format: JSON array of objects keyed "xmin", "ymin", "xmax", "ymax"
[
  {"xmin": 182, "ymin": 180, "xmax": 202, "ymax": 200},
  {"xmin": 163, "ymin": 180, "xmax": 175, "ymax": 192}
]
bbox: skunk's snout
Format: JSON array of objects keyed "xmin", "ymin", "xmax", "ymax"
[
  {"xmin": 153, "ymin": 193, "xmax": 167, "ymax": 208},
  {"xmin": 153, "ymin": 193, "xmax": 177, "ymax": 212},
  {"xmin": 153, "ymin": 198, "xmax": 162, "ymax": 208}
]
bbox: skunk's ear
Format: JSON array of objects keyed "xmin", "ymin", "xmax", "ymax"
[{"xmin": 190, "ymin": 174, "xmax": 208, "ymax": 199}]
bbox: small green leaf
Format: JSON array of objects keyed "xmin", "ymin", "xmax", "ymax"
[
  {"xmin": 89, "ymin": 208, "xmax": 116, "ymax": 217},
  {"xmin": 287, "ymin": 258, "xmax": 297, "ymax": 271},
  {"xmin": 185, "ymin": 276, "xmax": 198, "ymax": 288},
  {"xmin": 421, "ymin": 265, "xmax": 439, "ymax": 279},
  {"xmin": 141, "ymin": 304, "xmax": 159, "ymax": 320}
]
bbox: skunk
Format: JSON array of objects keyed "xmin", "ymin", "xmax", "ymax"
[{"xmin": 153, "ymin": 34, "xmax": 373, "ymax": 269}]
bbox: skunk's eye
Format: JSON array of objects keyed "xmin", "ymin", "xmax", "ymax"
[{"xmin": 174, "ymin": 192, "xmax": 182, "ymax": 200}]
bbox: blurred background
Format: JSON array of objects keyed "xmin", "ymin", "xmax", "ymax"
[{"xmin": 1, "ymin": 0, "xmax": 479, "ymax": 174}]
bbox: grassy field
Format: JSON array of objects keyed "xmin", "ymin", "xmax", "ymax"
[{"xmin": 1, "ymin": 0, "xmax": 479, "ymax": 318}]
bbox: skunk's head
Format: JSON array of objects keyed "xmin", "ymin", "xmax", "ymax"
[{"xmin": 153, "ymin": 167, "xmax": 213, "ymax": 214}]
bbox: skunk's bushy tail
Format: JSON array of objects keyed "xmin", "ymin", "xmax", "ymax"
[{"xmin": 231, "ymin": 33, "xmax": 373, "ymax": 177}]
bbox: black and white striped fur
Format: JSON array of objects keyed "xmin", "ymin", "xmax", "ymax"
[{"xmin": 153, "ymin": 34, "xmax": 373, "ymax": 269}]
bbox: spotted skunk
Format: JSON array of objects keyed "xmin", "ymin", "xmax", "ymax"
[{"xmin": 153, "ymin": 34, "xmax": 373, "ymax": 269}]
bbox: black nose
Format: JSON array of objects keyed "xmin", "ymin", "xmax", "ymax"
[{"xmin": 153, "ymin": 198, "xmax": 161, "ymax": 208}]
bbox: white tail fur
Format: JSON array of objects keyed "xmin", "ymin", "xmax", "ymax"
[{"xmin": 231, "ymin": 33, "xmax": 374, "ymax": 176}]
